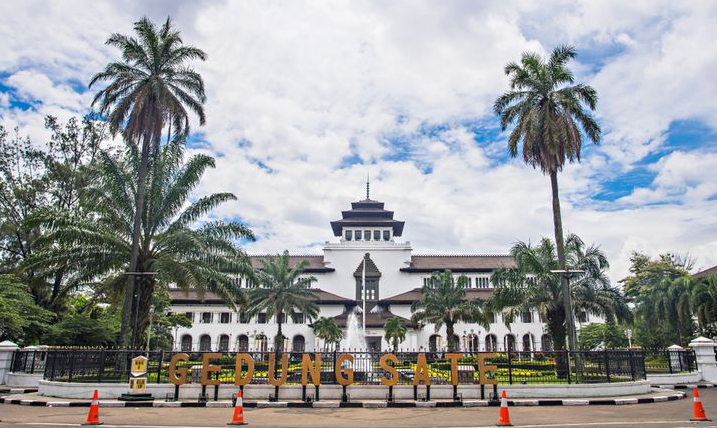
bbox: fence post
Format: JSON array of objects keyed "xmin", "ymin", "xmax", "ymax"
[
  {"xmin": 603, "ymin": 351, "xmax": 610, "ymax": 383},
  {"xmin": 157, "ymin": 350, "xmax": 164, "ymax": 384},
  {"xmin": 0, "ymin": 341, "xmax": 19, "ymax": 385},
  {"xmin": 689, "ymin": 337, "xmax": 717, "ymax": 383},
  {"xmin": 667, "ymin": 350, "xmax": 673, "ymax": 374},
  {"xmin": 507, "ymin": 350, "xmax": 513, "ymax": 385},
  {"xmin": 30, "ymin": 350, "xmax": 37, "ymax": 374},
  {"xmin": 566, "ymin": 350, "xmax": 571, "ymax": 385}
]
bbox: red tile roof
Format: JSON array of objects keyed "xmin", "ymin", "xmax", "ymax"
[{"xmin": 400, "ymin": 255, "xmax": 515, "ymax": 272}]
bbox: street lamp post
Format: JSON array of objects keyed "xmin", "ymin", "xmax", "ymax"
[
  {"xmin": 624, "ymin": 329, "xmax": 633, "ymax": 348},
  {"xmin": 550, "ymin": 269, "xmax": 585, "ymax": 352}
]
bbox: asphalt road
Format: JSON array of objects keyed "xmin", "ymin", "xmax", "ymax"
[{"xmin": 0, "ymin": 389, "xmax": 715, "ymax": 428}]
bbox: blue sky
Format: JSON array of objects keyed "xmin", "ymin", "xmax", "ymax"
[{"xmin": 1, "ymin": 0, "xmax": 717, "ymax": 282}]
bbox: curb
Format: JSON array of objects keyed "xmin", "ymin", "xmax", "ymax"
[
  {"xmin": 655, "ymin": 384, "xmax": 715, "ymax": 390},
  {"xmin": 0, "ymin": 392, "xmax": 686, "ymax": 408}
]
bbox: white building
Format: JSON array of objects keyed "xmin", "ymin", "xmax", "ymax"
[{"xmin": 170, "ymin": 194, "xmax": 598, "ymax": 353}]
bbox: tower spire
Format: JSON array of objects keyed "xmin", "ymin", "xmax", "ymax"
[{"xmin": 366, "ymin": 171, "xmax": 370, "ymax": 200}]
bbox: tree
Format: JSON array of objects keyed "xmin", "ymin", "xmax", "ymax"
[
  {"xmin": 0, "ymin": 274, "xmax": 53, "ymax": 345},
  {"xmin": 42, "ymin": 295, "xmax": 120, "ymax": 347},
  {"xmin": 312, "ymin": 316, "xmax": 343, "ymax": 352},
  {"xmin": 247, "ymin": 251, "xmax": 319, "ymax": 351},
  {"xmin": 490, "ymin": 234, "xmax": 631, "ymax": 351},
  {"xmin": 621, "ymin": 252, "xmax": 694, "ymax": 347},
  {"xmin": 89, "ymin": 16, "xmax": 207, "ymax": 348},
  {"xmin": 383, "ymin": 316, "xmax": 407, "ymax": 352},
  {"xmin": 494, "ymin": 45, "xmax": 601, "ymax": 351},
  {"xmin": 0, "ymin": 117, "xmax": 105, "ymax": 311},
  {"xmin": 578, "ymin": 322, "xmax": 629, "ymax": 350},
  {"xmin": 692, "ymin": 275, "xmax": 717, "ymax": 337},
  {"xmin": 411, "ymin": 270, "xmax": 489, "ymax": 352},
  {"xmin": 25, "ymin": 137, "xmax": 253, "ymax": 343},
  {"xmin": 142, "ymin": 284, "xmax": 192, "ymax": 350}
]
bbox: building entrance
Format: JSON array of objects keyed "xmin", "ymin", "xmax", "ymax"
[{"xmin": 366, "ymin": 336, "xmax": 382, "ymax": 351}]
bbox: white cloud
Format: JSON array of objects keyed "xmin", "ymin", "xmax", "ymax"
[{"xmin": 1, "ymin": 0, "xmax": 717, "ymax": 285}]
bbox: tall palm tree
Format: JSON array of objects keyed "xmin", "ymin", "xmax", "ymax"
[
  {"xmin": 383, "ymin": 316, "xmax": 407, "ymax": 352},
  {"xmin": 247, "ymin": 251, "xmax": 320, "ymax": 351},
  {"xmin": 635, "ymin": 276, "xmax": 694, "ymax": 346},
  {"xmin": 312, "ymin": 316, "xmax": 343, "ymax": 352},
  {"xmin": 494, "ymin": 45, "xmax": 601, "ymax": 351},
  {"xmin": 25, "ymin": 137, "xmax": 253, "ymax": 339},
  {"xmin": 411, "ymin": 270, "xmax": 490, "ymax": 352},
  {"xmin": 89, "ymin": 16, "xmax": 207, "ymax": 347},
  {"xmin": 490, "ymin": 234, "xmax": 631, "ymax": 351}
]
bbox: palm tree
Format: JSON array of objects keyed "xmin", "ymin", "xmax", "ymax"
[
  {"xmin": 490, "ymin": 234, "xmax": 631, "ymax": 351},
  {"xmin": 89, "ymin": 16, "xmax": 207, "ymax": 348},
  {"xmin": 692, "ymin": 275, "xmax": 717, "ymax": 335},
  {"xmin": 384, "ymin": 317, "xmax": 407, "ymax": 352},
  {"xmin": 494, "ymin": 45, "xmax": 601, "ymax": 351},
  {"xmin": 247, "ymin": 251, "xmax": 320, "ymax": 351},
  {"xmin": 312, "ymin": 316, "xmax": 343, "ymax": 352},
  {"xmin": 25, "ymin": 137, "xmax": 253, "ymax": 339},
  {"xmin": 411, "ymin": 270, "xmax": 490, "ymax": 352},
  {"xmin": 635, "ymin": 276, "xmax": 694, "ymax": 346}
]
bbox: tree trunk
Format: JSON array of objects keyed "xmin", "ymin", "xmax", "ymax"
[
  {"xmin": 275, "ymin": 319, "xmax": 284, "ymax": 352},
  {"xmin": 446, "ymin": 322, "xmax": 456, "ymax": 352},
  {"xmin": 550, "ymin": 171, "xmax": 577, "ymax": 352},
  {"xmin": 119, "ymin": 135, "xmax": 151, "ymax": 349}
]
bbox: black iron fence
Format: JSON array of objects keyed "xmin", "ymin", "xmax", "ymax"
[
  {"xmin": 11, "ymin": 349, "xmax": 657, "ymax": 385},
  {"xmin": 11, "ymin": 348, "xmax": 47, "ymax": 374},
  {"xmin": 642, "ymin": 349, "xmax": 697, "ymax": 374}
]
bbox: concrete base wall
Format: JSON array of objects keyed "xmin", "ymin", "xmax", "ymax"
[
  {"xmin": 647, "ymin": 371, "xmax": 702, "ymax": 385},
  {"xmin": 38, "ymin": 380, "xmax": 651, "ymax": 400},
  {"xmin": 6, "ymin": 372, "xmax": 43, "ymax": 387}
]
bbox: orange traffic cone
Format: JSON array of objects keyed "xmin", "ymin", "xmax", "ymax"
[
  {"xmin": 82, "ymin": 390, "xmax": 102, "ymax": 425},
  {"xmin": 691, "ymin": 388, "xmax": 711, "ymax": 421},
  {"xmin": 496, "ymin": 390, "xmax": 512, "ymax": 426},
  {"xmin": 228, "ymin": 389, "xmax": 248, "ymax": 426}
]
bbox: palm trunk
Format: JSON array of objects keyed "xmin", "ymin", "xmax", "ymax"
[
  {"xmin": 550, "ymin": 170, "xmax": 577, "ymax": 352},
  {"xmin": 446, "ymin": 322, "xmax": 456, "ymax": 352},
  {"xmin": 119, "ymin": 135, "xmax": 151, "ymax": 349}
]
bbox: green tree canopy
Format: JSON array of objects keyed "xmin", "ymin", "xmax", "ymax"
[
  {"xmin": 411, "ymin": 270, "xmax": 490, "ymax": 352},
  {"xmin": 312, "ymin": 316, "xmax": 343, "ymax": 352},
  {"xmin": 383, "ymin": 316, "xmax": 407, "ymax": 352},
  {"xmin": 25, "ymin": 137, "xmax": 253, "ymax": 344},
  {"xmin": 0, "ymin": 274, "xmax": 54, "ymax": 345},
  {"xmin": 247, "ymin": 251, "xmax": 319, "ymax": 350},
  {"xmin": 490, "ymin": 234, "xmax": 631, "ymax": 351}
]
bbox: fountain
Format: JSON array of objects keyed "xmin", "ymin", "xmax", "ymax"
[{"xmin": 345, "ymin": 310, "xmax": 367, "ymax": 351}]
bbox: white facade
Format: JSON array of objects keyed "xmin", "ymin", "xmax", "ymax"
[{"xmin": 170, "ymin": 196, "xmax": 601, "ymax": 353}]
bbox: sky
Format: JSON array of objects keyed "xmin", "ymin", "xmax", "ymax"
[{"xmin": 1, "ymin": 0, "xmax": 716, "ymax": 284}]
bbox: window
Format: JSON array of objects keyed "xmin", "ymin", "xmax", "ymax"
[
  {"xmin": 180, "ymin": 334, "xmax": 192, "ymax": 352},
  {"xmin": 362, "ymin": 278, "xmax": 379, "ymax": 300},
  {"xmin": 292, "ymin": 335, "xmax": 306, "ymax": 352},
  {"xmin": 465, "ymin": 277, "xmax": 473, "ymax": 288},
  {"xmin": 487, "ymin": 312, "xmax": 496, "ymax": 323},
  {"xmin": 201, "ymin": 312, "xmax": 213, "ymax": 323},
  {"xmin": 521, "ymin": 311, "xmax": 532, "ymax": 323},
  {"xmin": 277, "ymin": 313, "xmax": 286, "ymax": 324},
  {"xmin": 237, "ymin": 335, "xmax": 249, "ymax": 352},
  {"xmin": 245, "ymin": 278, "xmax": 253, "ymax": 288},
  {"xmin": 184, "ymin": 312, "xmax": 194, "ymax": 323},
  {"xmin": 505, "ymin": 335, "xmax": 516, "ymax": 352},
  {"xmin": 199, "ymin": 335, "xmax": 212, "ymax": 351},
  {"xmin": 382, "ymin": 230, "xmax": 390, "ymax": 241},
  {"xmin": 218, "ymin": 335, "xmax": 230, "ymax": 352},
  {"xmin": 485, "ymin": 334, "xmax": 497, "ymax": 352},
  {"xmin": 345, "ymin": 230, "xmax": 352, "ymax": 241},
  {"xmin": 256, "ymin": 334, "xmax": 268, "ymax": 352},
  {"xmin": 220, "ymin": 312, "xmax": 231, "ymax": 324},
  {"xmin": 239, "ymin": 312, "xmax": 250, "ymax": 323},
  {"xmin": 522, "ymin": 334, "xmax": 532, "ymax": 352},
  {"xmin": 355, "ymin": 230, "xmax": 362, "ymax": 240},
  {"xmin": 429, "ymin": 334, "xmax": 442, "ymax": 352},
  {"xmin": 294, "ymin": 313, "xmax": 305, "ymax": 324},
  {"xmin": 364, "ymin": 230, "xmax": 371, "ymax": 240},
  {"xmin": 476, "ymin": 277, "xmax": 491, "ymax": 289},
  {"xmin": 467, "ymin": 334, "xmax": 479, "ymax": 352},
  {"xmin": 257, "ymin": 313, "xmax": 267, "ymax": 324},
  {"xmin": 373, "ymin": 230, "xmax": 381, "ymax": 240},
  {"xmin": 541, "ymin": 334, "xmax": 553, "ymax": 351}
]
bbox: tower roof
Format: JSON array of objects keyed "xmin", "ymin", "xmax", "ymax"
[{"xmin": 330, "ymin": 198, "xmax": 405, "ymax": 237}]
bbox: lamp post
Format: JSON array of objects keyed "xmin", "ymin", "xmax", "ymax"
[
  {"xmin": 624, "ymin": 329, "xmax": 633, "ymax": 349},
  {"xmin": 550, "ymin": 269, "xmax": 585, "ymax": 352}
]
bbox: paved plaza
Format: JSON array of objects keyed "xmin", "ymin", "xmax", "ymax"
[{"xmin": 0, "ymin": 388, "xmax": 715, "ymax": 428}]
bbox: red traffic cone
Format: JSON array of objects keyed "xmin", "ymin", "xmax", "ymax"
[
  {"xmin": 496, "ymin": 390, "xmax": 512, "ymax": 426},
  {"xmin": 228, "ymin": 389, "xmax": 248, "ymax": 425},
  {"xmin": 82, "ymin": 390, "xmax": 102, "ymax": 425},
  {"xmin": 691, "ymin": 388, "xmax": 710, "ymax": 421}
]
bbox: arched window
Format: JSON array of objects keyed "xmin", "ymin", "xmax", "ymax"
[
  {"xmin": 218, "ymin": 334, "xmax": 230, "ymax": 352},
  {"xmin": 199, "ymin": 334, "xmax": 212, "ymax": 352},
  {"xmin": 504, "ymin": 335, "xmax": 516, "ymax": 352},
  {"xmin": 236, "ymin": 335, "xmax": 249, "ymax": 352},
  {"xmin": 292, "ymin": 335, "xmax": 305, "ymax": 353},
  {"xmin": 522, "ymin": 334, "xmax": 532, "ymax": 352},
  {"xmin": 180, "ymin": 334, "xmax": 192, "ymax": 352},
  {"xmin": 541, "ymin": 334, "xmax": 553, "ymax": 352},
  {"xmin": 485, "ymin": 334, "xmax": 497, "ymax": 352},
  {"xmin": 467, "ymin": 334, "xmax": 479, "ymax": 352},
  {"xmin": 256, "ymin": 334, "xmax": 268, "ymax": 353},
  {"xmin": 429, "ymin": 334, "xmax": 442, "ymax": 352}
]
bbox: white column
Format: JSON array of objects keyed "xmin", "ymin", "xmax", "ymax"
[
  {"xmin": 0, "ymin": 340, "xmax": 19, "ymax": 384},
  {"xmin": 689, "ymin": 336, "xmax": 717, "ymax": 383}
]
